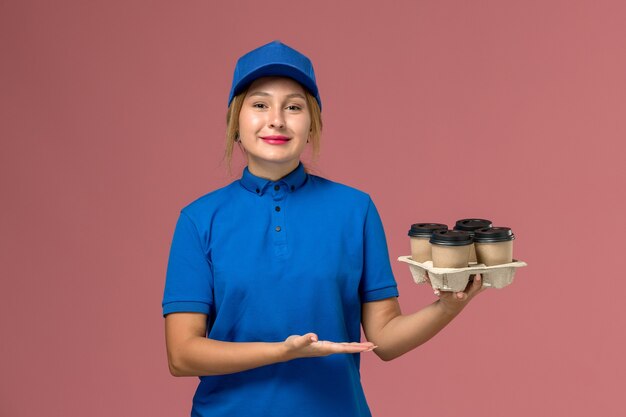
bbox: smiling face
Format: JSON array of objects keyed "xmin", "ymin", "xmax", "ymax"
[{"xmin": 237, "ymin": 76, "xmax": 312, "ymax": 180}]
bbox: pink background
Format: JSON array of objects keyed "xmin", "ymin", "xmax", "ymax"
[{"xmin": 2, "ymin": 1, "xmax": 625, "ymax": 416}]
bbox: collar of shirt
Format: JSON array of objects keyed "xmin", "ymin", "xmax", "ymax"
[{"xmin": 239, "ymin": 162, "xmax": 308, "ymax": 196}]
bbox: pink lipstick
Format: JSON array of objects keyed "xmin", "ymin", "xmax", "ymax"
[{"xmin": 261, "ymin": 135, "xmax": 290, "ymax": 145}]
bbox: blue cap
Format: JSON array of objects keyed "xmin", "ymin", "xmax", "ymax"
[{"xmin": 228, "ymin": 41, "xmax": 322, "ymax": 110}]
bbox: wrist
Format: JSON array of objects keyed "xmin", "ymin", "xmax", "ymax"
[
  {"xmin": 276, "ymin": 341, "xmax": 294, "ymax": 362},
  {"xmin": 435, "ymin": 298, "xmax": 464, "ymax": 318}
]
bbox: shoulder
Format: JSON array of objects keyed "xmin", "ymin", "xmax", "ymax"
[
  {"xmin": 308, "ymin": 174, "xmax": 370, "ymax": 198},
  {"xmin": 179, "ymin": 181, "xmax": 240, "ymax": 221},
  {"xmin": 306, "ymin": 174, "xmax": 373, "ymax": 209}
]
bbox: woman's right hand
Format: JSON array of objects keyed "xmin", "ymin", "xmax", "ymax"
[
  {"xmin": 165, "ymin": 313, "xmax": 377, "ymax": 376},
  {"xmin": 282, "ymin": 333, "xmax": 376, "ymax": 360}
]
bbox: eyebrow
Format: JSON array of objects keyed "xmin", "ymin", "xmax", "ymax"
[{"xmin": 248, "ymin": 91, "xmax": 306, "ymax": 100}]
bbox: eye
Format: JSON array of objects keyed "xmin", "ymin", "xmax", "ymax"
[
  {"xmin": 252, "ymin": 103, "xmax": 268, "ymax": 109},
  {"xmin": 286, "ymin": 105, "xmax": 302, "ymax": 111}
]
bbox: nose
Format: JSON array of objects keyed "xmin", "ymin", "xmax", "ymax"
[{"xmin": 268, "ymin": 107, "xmax": 285, "ymax": 129}]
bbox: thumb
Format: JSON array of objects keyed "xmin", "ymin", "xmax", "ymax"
[{"xmin": 290, "ymin": 333, "xmax": 318, "ymax": 348}]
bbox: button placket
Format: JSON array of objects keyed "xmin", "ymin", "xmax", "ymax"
[{"xmin": 271, "ymin": 183, "xmax": 287, "ymax": 249}]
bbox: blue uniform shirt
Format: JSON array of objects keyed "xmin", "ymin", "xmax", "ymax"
[{"xmin": 163, "ymin": 163, "xmax": 398, "ymax": 417}]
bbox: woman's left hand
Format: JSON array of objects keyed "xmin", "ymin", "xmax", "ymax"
[{"xmin": 426, "ymin": 273, "xmax": 486, "ymax": 315}]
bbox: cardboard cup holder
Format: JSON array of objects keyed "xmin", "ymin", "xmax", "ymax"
[{"xmin": 397, "ymin": 255, "xmax": 527, "ymax": 292}]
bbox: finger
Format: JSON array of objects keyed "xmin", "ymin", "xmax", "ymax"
[
  {"xmin": 473, "ymin": 274, "xmax": 481, "ymax": 286},
  {"xmin": 457, "ymin": 274, "xmax": 485, "ymax": 300},
  {"xmin": 328, "ymin": 343, "xmax": 376, "ymax": 354},
  {"xmin": 343, "ymin": 345, "xmax": 377, "ymax": 353},
  {"xmin": 472, "ymin": 274, "xmax": 483, "ymax": 292},
  {"xmin": 324, "ymin": 340, "xmax": 374, "ymax": 347},
  {"xmin": 315, "ymin": 341, "xmax": 375, "ymax": 354},
  {"xmin": 463, "ymin": 276, "xmax": 475, "ymax": 293},
  {"xmin": 467, "ymin": 274, "xmax": 484, "ymax": 296},
  {"xmin": 338, "ymin": 342, "xmax": 376, "ymax": 348}
]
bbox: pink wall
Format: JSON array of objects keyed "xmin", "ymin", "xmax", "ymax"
[{"xmin": 2, "ymin": 1, "xmax": 625, "ymax": 416}]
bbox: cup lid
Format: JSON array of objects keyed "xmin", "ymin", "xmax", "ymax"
[
  {"xmin": 474, "ymin": 227, "xmax": 515, "ymax": 243},
  {"xmin": 453, "ymin": 218, "xmax": 493, "ymax": 232},
  {"xmin": 408, "ymin": 223, "xmax": 448, "ymax": 238},
  {"xmin": 429, "ymin": 229, "xmax": 473, "ymax": 246}
]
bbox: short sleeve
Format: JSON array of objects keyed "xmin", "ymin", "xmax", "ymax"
[
  {"xmin": 359, "ymin": 198, "xmax": 399, "ymax": 302},
  {"xmin": 162, "ymin": 211, "xmax": 214, "ymax": 316}
]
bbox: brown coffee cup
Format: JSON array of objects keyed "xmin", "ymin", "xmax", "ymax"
[
  {"xmin": 429, "ymin": 230, "xmax": 473, "ymax": 268},
  {"xmin": 408, "ymin": 223, "xmax": 448, "ymax": 262},
  {"xmin": 453, "ymin": 218, "xmax": 492, "ymax": 263},
  {"xmin": 474, "ymin": 227, "xmax": 515, "ymax": 266}
]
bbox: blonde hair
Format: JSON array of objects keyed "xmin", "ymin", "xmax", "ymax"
[{"xmin": 225, "ymin": 87, "xmax": 322, "ymax": 173}]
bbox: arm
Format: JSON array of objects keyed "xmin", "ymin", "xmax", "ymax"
[
  {"xmin": 361, "ymin": 274, "xmax": 485, "ymax": 361},
  {"xmin": 165, "ymin": 312, "xmax": 376, "ymax": 377}
]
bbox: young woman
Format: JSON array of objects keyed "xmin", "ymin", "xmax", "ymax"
[{"xmin": 163, "ymin": 40, "xmax": 484, "ymax": 417}]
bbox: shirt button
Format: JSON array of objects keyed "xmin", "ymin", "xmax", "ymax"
[
  {"xmin": 274, "ymin": 185, "xmax": 280, "ymax": 191},
  {"xmin": 290, "ymin": 185, "xmax": 295, "ymax": 191},
  {"xmin": 275, "ymin": 226, "xmax": 281, "ymax": 232},
  {"xmin": 275, "ymin": 206, "xmax": 281, "ymax": 212},
  {"xmin": 255, "ymin": 188, "xmax": 260, "ymax": 194}
]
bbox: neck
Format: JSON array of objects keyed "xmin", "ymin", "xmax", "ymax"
[{"xmin": 247, "ymin": 160, "xmax": 300, "ymax": 181}]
